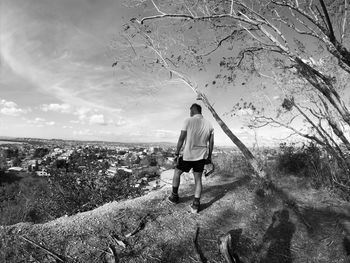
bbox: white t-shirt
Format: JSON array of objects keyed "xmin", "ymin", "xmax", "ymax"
[{"xmin": 181, "ymin": 114, "xmax": 214, "ymax": 161}]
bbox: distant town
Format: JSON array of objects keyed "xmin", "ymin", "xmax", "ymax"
[{"xmin": 0, "ymin": 137, "xmax": 245, "ymax": 191}]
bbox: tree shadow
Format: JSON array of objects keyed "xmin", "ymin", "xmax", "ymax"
[
  {"xmin": 179, "ymin": 176, "xmax": 251, "ymax": 211},
  {"xmin": 267, "ymin": 182, "xmax": 350, "ymax": 238},
  {"xmin": 200, "ymin": 192, "xmax": 226, "ymax": 211},
  {"xmin": 344, "ymin": 237, "xmax": 350, "ymax": 257},
  {"xmin": 259, "ymin": 209, "xmax": 295, "ymax": 263}
]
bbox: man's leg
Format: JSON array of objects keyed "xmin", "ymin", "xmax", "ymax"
[
  {"xmin": 191, "ymin": 171, "xmax": 203, "ymax": 213},
  {"xmin": 168, "ymin": 168, "xmax": 183, "ymax": 204},
  {"xmin": 172, "ymin": 168, "xmax": 183, "ymax": 190},
  {"xmin": 193, "ymin": 171, "xmax": 203, "ymax": 200}
]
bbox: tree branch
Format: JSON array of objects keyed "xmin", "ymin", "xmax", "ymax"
[
  {"xmin": 151, "ymin": 0, "xmax": 166, "ymax": 15},
  {"xmin": 272, "ymin": 1, "xmax": 324, "ymax": 29},
  {"xmin": 184, "ymin": 2, "xmax": 195, "ymax": 17},
  {"xmin": 235, "ymin": 47, "xmax": 264, "ymax": 68},
  {"xmin": 254, "ymin": 115, "xmax": 325, "ymax": 145},
  {"xmin": 230, "ymin": 0, "xmax": 235, "ymax": 15},
  {"xmin": 309, "ymin": 0, "xmax": 319, "ymax": 21},
  {"xmin": 138, "ymin": 12, "xmax": 259, "ymax": 27},
  {"xmin": 319, "ymin": 0, "xmax": 336, "ymax": 42},
  {"xmin": 199, "ymin": 28, "xmax": 258, "ymax": 56},
  {"xmin": 272, "ymin": 9, "xmax": 323, "ymax": 40},
  {"xmin": 193, "ymin": 227, "xmax": 207, "ymax": 263},
  {"xmin": 341, "ymin": 0, "xmax": 349, "ymax": 42},
  {"xmin": 20, "ymin": 236, "xmax": 65, "ymax": 262}
]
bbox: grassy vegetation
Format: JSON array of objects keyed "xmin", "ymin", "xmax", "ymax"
[
  {"xmin": 0, "ymin": 145, "xmax": 349, "ymax": 262},
  {"xmin": 1, "ymin": 143, "xmax": 348, "ymax": 226},
  {"xmin": 0, "ymin": 170, "xmax": 145, "ymax": 225},
  {"xmin": 275, "ymin": 143, "xmax": 349, "ymax": 199}
]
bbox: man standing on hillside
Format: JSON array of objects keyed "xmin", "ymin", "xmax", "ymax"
[{"xmin": 168, "ymin": 103, "xmax": 214, "ymax": 213}]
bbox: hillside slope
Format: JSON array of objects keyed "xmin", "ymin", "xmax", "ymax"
[{"xmin": 1, "ymin": 172, "xmax": 349, "ymax": 263}]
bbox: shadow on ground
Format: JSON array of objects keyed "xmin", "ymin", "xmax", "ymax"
[
  {"xmin": 258, "ymin": 209, "xmax": 295, "ymax": 263},
  {"xmin": 179, "ymin": 176, "xmax": 252, "ymax": 212},
  {"xmin": 267, "ymin": 182, "xmax": 350, "ymax": 236}
]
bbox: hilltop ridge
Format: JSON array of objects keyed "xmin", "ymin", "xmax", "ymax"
[{"xmin": 1, "ymin": 171, "xmax": 350, "ymax": 263}]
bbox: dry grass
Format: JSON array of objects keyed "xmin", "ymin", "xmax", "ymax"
[{"xmin": 1, "ymin": 156, "xmax": 349, "ymax": 262}]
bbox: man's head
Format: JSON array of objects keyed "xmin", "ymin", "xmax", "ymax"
[{"xmin": 190, "ymin": 103, "xmax": 202, "ymax": 117}]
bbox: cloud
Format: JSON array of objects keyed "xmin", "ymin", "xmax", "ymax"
[
  {"xmin": 73, "ymin": 129, "xmax": 93, "ymax": 136},
  {"xmin": 0, "ymin": 1, "xmax": 203, "ymax": 142},
  {"xmin": 70, "ymin": 107, "xmax": 127, "ymax": 126},
  {"xmin": 154, "ymin": 129, "xmax": 178, "ymax": 138},
  {"xmin": 40, "ymin": 102, "xmax": 127, "ymax": 127},
  {"xmin": 109, "ymin": 117, "xmax": 127, "ymax": 127},
  {"xmin": 46, "ymin": 121, "xmax": 55, "ymax": 126},
  {"xmin": 26, "ymin": 117, "xmax": 55, "ymax": 127},
  {"xmin": 71, "ymin": 107, "xmax": 107, "ymax": 125},
  {"xmin": 0, "ymin": 99, "xmax": 27, "ymax": 116},
  {"xmin": 41, "ymin": 103, "xmax": 71, "ymax": 113},
  {"xmin": 89, "ymin": 114, "xmax": 106, "ymax": 125},
  {"xmin": 0, "ymin": 3, "xmax": 124, "ymax": 115}
]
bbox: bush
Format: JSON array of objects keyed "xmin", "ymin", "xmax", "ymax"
[
  {"xmin": 0, "ymin": 176, "xmax": 51, "ymax": 225},
  {"xmin": 276, "ymin": 143, "xmax": 338, "ymax": 187},
  {"xmin": 213, "ymin": 152, "xmax": 254, "ymax": 177},
  {"xmin": 0, "ymin": 171, "xmax": 22, "ymax": 185},
  {"xmin": 0, "ymin": 170, "xmax": 144, "ymax": 225},
  {"xmin": 277, "ymin": 143, "xmax": 309, "ymax": 174},
  {"xmin": 33, "ymin": 148, "xmax": 49, "ymax": 158}
]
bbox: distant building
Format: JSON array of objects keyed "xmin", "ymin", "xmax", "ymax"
[
  {"xmin": 8, "ymin": 166, "xmax": 24, "ymax": 172},
  {"xmin": 118, "ymin": 167, "xmax": 132, "ymax": 173},
  {"xmin": 36, "ymin": 169, "xmax": 50, "ymax": 177},
  {"xmin": 106, "ymin": 167, "xmax": 118, "ymax": 176},
  {"xmin": 6, "ymin": 160, "xmax": 14, "ymax": 167}
]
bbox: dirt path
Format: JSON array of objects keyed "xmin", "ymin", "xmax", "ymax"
[{"xmin": 1, "ymin": 173, "xmax": 349, "ymax": 262}]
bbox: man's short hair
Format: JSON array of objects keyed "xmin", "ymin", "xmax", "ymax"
[{"xmin": 190, "ymin": 103, "xmax": 202, "ymax": 114}]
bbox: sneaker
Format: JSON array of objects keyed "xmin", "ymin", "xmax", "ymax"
[
  {"xmin": 190, "ymin": 203, "xmax": 200, "ymax": 213},
  {"xmin": 168, "ymin": 194, "xmax": 179, "ymax": 204}
]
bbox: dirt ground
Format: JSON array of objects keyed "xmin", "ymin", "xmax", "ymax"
[{"xmin": 1, "ymin": 171, "xmax": 349, "ymax": 263}]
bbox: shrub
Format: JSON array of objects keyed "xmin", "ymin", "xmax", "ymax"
[
  {"xmin": 277, "ymin": 143, "xmax": 309, "ymax": 174},
  {"xmin": 276, "ymin": 142, "xmax": 342, "ymax": 188},
  {"xmin": 0, "ymin": 170, "xmax": 144, "ymax": 225},
  {"xmin": 0, "ymin": 171, "xmax": 22, "ymax": 185},
  {"xmin": 213, "ymin": 152, "xmax": 254, "ymax": 177},
  {"xmin": 33, "ymin": 148, "xmax": 49, "ymax": 158}
]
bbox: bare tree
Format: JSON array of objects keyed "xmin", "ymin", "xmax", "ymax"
[{"xmin": 115, "ymin": 0, "xmax": 350, "ymax": 182}]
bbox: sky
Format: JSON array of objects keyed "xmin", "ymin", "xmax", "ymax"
[{"xmin": 0, "ymin": 0, "xmax": 291, "ymax": 146}]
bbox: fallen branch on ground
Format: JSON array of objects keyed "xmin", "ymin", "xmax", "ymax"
[
  {"xmin": 193, "ymin": 226, "xmax": 208, "ymax": 263},
  {"xmin": 110, "ymin": 234, "xmax": 127, "ymax": 249},
  {"xmin": 20, "ymin": 236, "xmax": 65, "ymax": 262},
  {"xmin": 218, "ymin": 232, "xmax": 236, "ymax": 263},
  {"xmin": 125, "ymin": 214, "xmax": 149, "ymax": 237},
  {"xmin": 105, "ymin": 245, "xmax": 119, "ymax": 263}
]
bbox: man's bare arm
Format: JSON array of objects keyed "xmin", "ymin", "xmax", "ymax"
[
  {"xmin": 175, "ymin": 130, "xmax": 187, "ymax": 155},
  {"xmin": 208, "ymin": 133, "xmax": 214, "ymax": 161}
]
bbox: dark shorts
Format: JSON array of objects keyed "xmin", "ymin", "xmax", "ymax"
[{"xmin": 176, "ymin": 157, "xmax": 206, "ymax": 173}]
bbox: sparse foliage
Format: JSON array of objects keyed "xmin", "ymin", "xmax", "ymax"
[
  {"xmin": 117, "ymin": 0, "xmax": 350, "ymax": 188},
  {"xmin": 0, "ymin": 171, "xmax": 143, "ymax": 225}
]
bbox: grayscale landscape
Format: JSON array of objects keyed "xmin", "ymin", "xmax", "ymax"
[{"xmin": 0, "ymin": 0, "xmax": 349, "ymax": 262}]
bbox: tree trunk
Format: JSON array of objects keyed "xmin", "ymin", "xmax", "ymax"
[
  {"xmin": 133, "ymin": 24, "xmax": 266, "ymax": 179},
  {"xmin": 327, "ymin": 118, "xmax": 350, "ymax": 151},
  {"xmin": 294, "ymin": 57, "xmax": 350, "ymax": 126},
  {"xmin": 199, "ymin": 93, "xmax": 266, "ymax": 178}
]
